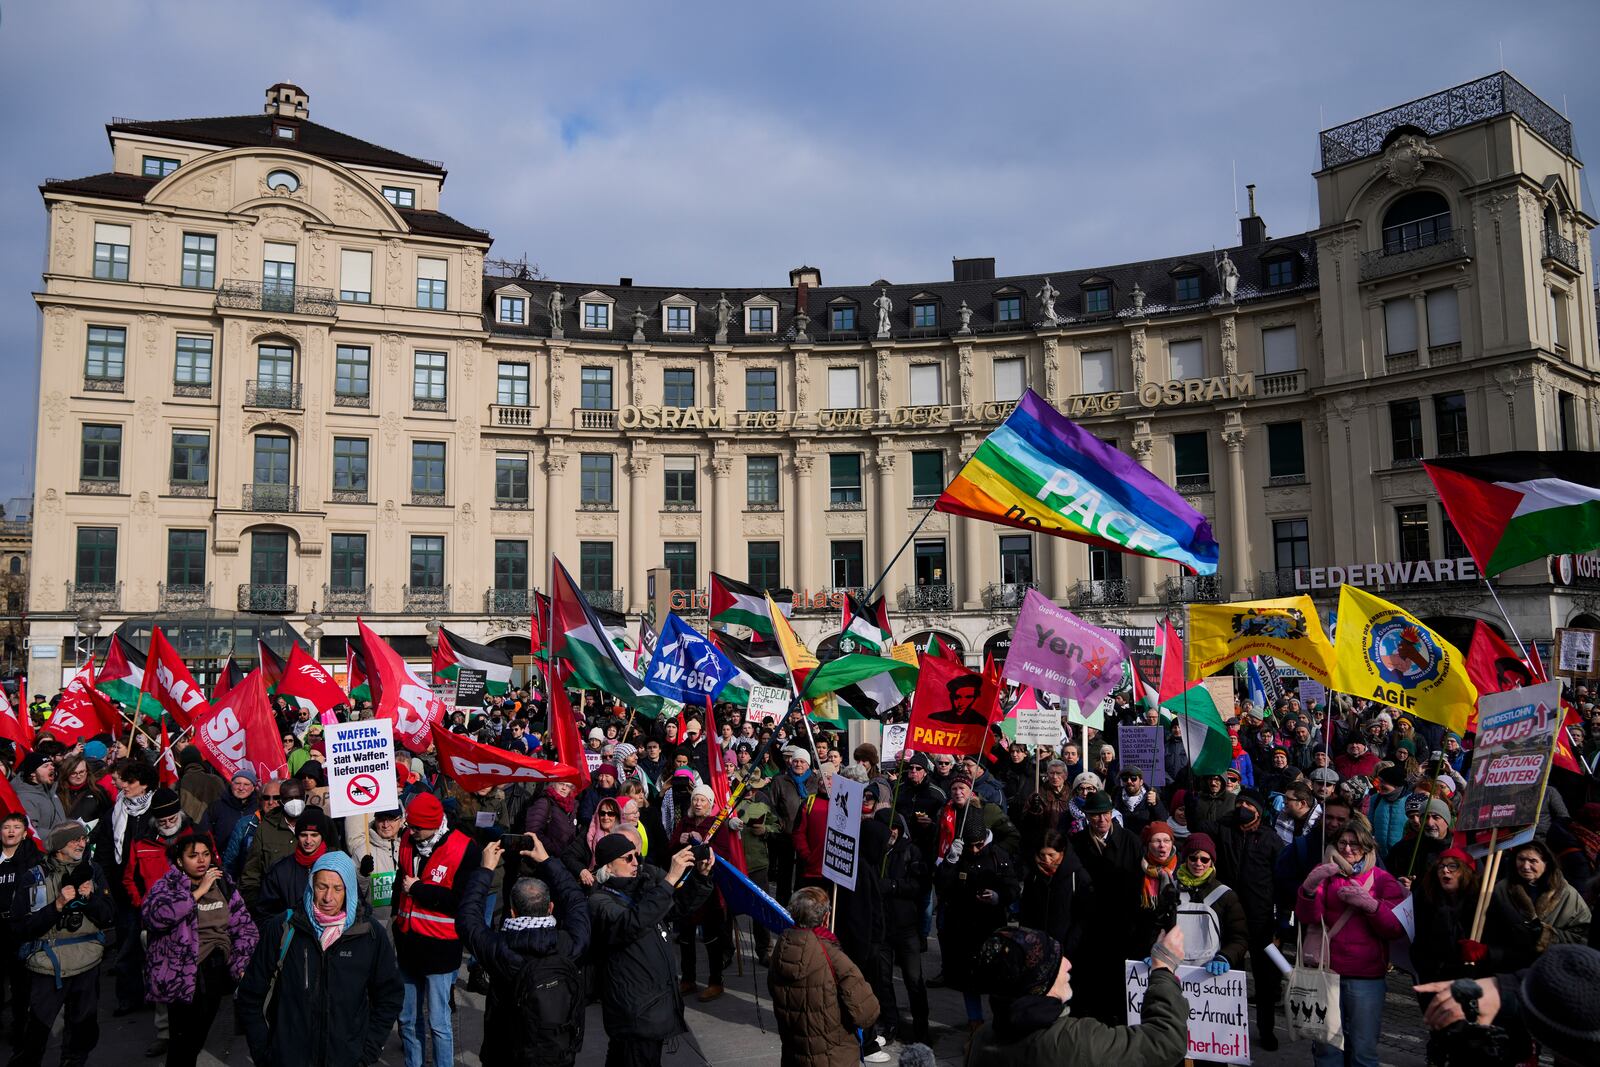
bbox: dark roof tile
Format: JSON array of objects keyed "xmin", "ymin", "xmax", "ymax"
[
  {"xmin": 109, "ymin": 115, "xmax": 446, "ymax": 176},
  {"xmin": 40, "ymin": 172, "xmax": 157, "ymax": 201}
]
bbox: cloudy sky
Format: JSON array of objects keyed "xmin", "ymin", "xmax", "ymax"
[{"xmin": 1, "ymin": 0, "xmax": 1595, "ymax": 505}]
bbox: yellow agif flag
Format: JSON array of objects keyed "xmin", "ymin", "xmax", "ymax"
[
  {"xmin": 1186, "ymin": 596, "xmax": 1335, "ymax": 685},
  {"xmin": 1331, "ymin": 585, "xmax": 1477, "ymax": 735}
]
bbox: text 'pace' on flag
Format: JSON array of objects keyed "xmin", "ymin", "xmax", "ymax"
[
  {"xmin": 1331, "ymin": 585, "xmax": 1477, "ymax": 736},
  {"xmin": 1186, "ymin": 596, "xmax": 1335, "ymax": 686},
  {"xmin": 936, "ymin": 389, "xmax": 1220, "ymax": 574}
]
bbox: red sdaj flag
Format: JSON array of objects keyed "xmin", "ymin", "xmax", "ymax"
[
  {"xmin": 211, "ymin": 654, "xmax": 247, "ymax": 703},
  {"xmin": 357, "ymin": 619, "xmax": 444, "ymax": 753},
  {"xmin": 431, "ymin": 723, "xmax": 581, "ymax": 792},
  {"xmin": 142, "ymin": 628, "xmax": 208, "ymax": 729},
  {"xmin": 277, "ymin": 643, "xmax": 348, "ymax": 721},
  {"xmin": 192, "ymin": 668, "xmax": 287, "ymax": 782},
  {"xmin": 156, "ymin": 720, "xmax": 179, "ymax": 788}
]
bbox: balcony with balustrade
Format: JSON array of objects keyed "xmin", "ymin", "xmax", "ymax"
[
  {"xmin": 238, "ymin": 583, "xmax": 297, "ymax": 613},
  {"xmin": 1069, "ymin": 578, "xmax": 1129, "ymax": 608},
  {"xmin": 573, "ymin": 408, "xmax": 617, "ymax": 430},
  {"xmin": 898, "ymin": 583, "xmax": 954, "ymax": 613},
  {"xmin": 1543, "ymin": 229, "xmax": 1581, "ymax": 274},
  {"xmin": 403, "ymin": 585, "xmax": 451, "ymax": 613},
  {"xmin": 1257, "ymin": 370, "xmax": 1307, "ymax": 398},
  {"xmin": 1161, "ymin": 575, "xmax": 1225, "ymax": 604},
  {"xmin": 66, "ymin": 580, "xmax": 121, "ymax": 612},
  {"xmin": 241, "ymin": 483, "xmax": 298, "ymax": 512},
  {"xmin": 584, "ymin": 589, "xmax": 626, "ymax": 613},
  {"xmin": 981, "ymin": 581, "xmax": 1036, "ymax": 610},
  {"xmin": 323, "ymin": 584, "xmax": 372, "ymax": 614},
  {"xmin": 244, "ymin": 380, "xmax": 303, "ymax": 410},
  {"xmin": 159, "ymin": 582, "xmax": 211, "ymax": 611},
  {"xmin": 490, "ymin": 404, "xmax": 535, "ymax": 428},
  {"xmin": 218, "ymin": 279, "xmax": 336, "ymax": 317},
  {"xmin": 485, "ymin": 588, "xmax": 531, "ymax": 615}
]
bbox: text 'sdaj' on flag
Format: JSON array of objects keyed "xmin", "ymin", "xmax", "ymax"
[
  {"xmin": 1331, "ymin": 584, "xmax": 1478, "ymax": 736},
  {"xmin": 1186, "ymin": 596, "xmax": 1335, "ymax": 686},
  {"xmin": 936, "ymin": 389, "xmax": 1220, "ymax": 574},
  {"xmin": 1425, "ymin": 451, "xmax": 1600, "ymax": 577},
  {"xmin": 434, "ymin": 626, "xmax": 514, "ymax": 696},
  {"xmin": 1000, "ymin": 588, "xmax": 1126, "ymax": 710}
]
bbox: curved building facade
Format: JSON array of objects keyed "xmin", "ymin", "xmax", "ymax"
[{"xmin": 26, "ymin": 74, "xmax": 1600, "ymax": 685}]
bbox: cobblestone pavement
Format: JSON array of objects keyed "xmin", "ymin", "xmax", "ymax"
[{"xmin": 75, "ymin": 929, "xmax": 1440, "ymax": 1066}]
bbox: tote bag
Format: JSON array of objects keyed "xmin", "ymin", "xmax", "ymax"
[{"xmin": 1284, "ymin": 921, "xmax": 1343, "ymax": 1049}]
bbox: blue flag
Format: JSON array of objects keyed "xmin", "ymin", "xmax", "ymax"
[
  {"xmin": 711, "ymin": 857, "xmax": 794, "ymax": 934},
  {"xmin": 1246, "ymin": 658, "xmax": 1271, "ymax": 715},
  {"xmin": 645, "ymin": 613, "xmax": 738, "ymax": 705}
]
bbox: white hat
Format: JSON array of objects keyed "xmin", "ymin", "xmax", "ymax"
[
  {"xmin": 691, "ymin": 783, "xmax": 715, "ymax": 802},
  {"xmin": 1071, "ymin": 771, "xmax": 1104, "ymax": 793},
  {"xmin": 782, "ymin": 746, "xmax": 812, "ymax": 767}
]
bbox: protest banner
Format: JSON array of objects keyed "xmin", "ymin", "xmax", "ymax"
[
  {"xmin": 325, "ymin": 718, "xmax": 398, "ymax": 819},
  {"xmin": 907, "ymin": 654, "xmax": 992, "ymax": 755},
  {"xmin": 1202, "ymin": 675, "xmax": 1238, "ymax": 720},
  {"xmin": 1119, "ymin": 724, "xmax": 1165, "ymax": 786},
  {"xmin": 1125, "ymin": 960, "xmax": 1250, "ymax": 1065},
  {"xmin": 748, "ymin": 684, "xmax": 791, "ymax": 725},
  {"xmin": 1001, "ymin": 589, "xmax": 1127, "ymax": 709},
  {"xmin": 1555, "ymin": 627, "xmax": 1599, "ymax": 678},
  {"xmin": 453, "ymin": 667, "xmax": 487, "ymax": 709},
  {"xmin": 1011, "ymin": 686, "xmax": 1062, "ymax": 747},
  {"xmin": 822, "ymin": 774, "xmax": 865, "ymax": 891},
  {"xmin": 1457, "ymin": 681, "xmax": 1561, "ymax": 834}
]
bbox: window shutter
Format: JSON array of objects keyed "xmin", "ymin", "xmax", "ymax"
[
  {"xmin": 1080, "ymin": 350, "xmax": 1113, "ymax": 392},
  {"xmin": 1425, "ymin": 289, "xmax": 1460, "ymax": 347},
  {"xmin": 909, "ymin": 365, "xmax": 941, "ymax": 405},
  {"xmin": 417, "ymin": 257, "xmax": 447, "ymax": 280},
  {"xmin": 828, "ymin": 368, "xmax": 860, "ymax": 408},
  {"xmin": 1262, "ymin": 326, "xmax": 1298, "ymax": 373},
  {"xmin": 1384, "ymin": 299, "xmax": 1418, "ymax": 354},
  {"xmin": 94, "ymin": 223, "xmax": 131, "ymax": 245},
  {"xmin": 993, "ymin": 358, "xmax": 1025, "ymax": 401},
  {"xmin": 340, "ymin": 250, "xmax": 372, "ymax": 293},
  {"xmin": 1169, "ymin": 339, "xmax": 1204, "ymax": 380}
]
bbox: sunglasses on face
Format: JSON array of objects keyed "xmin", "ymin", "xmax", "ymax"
[{"xmin": 1188, "ymin": 854, "xmax": 1213, "ymax": 866}]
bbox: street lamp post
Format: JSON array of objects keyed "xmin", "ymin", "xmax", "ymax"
[
  {"xmin": 74, "ymin": 605, "xmax": 101, "ymax": 669},
  {"xmin": 304, "ymin": 603, "xmax": 325, "ymax": 661}
]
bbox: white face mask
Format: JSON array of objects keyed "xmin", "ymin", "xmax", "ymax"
[{"xmin": 283, "ymin": 799, "xmax": 306, "ymax": 818}]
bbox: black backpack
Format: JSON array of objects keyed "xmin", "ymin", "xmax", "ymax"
[{"xmin": 510, "ymin": 948, "xmax": 584, "ymax": 1066}]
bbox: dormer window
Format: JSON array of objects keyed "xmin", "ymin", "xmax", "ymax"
[
  {"xmin": 383, "ymin": 186, "xmax": 416, "ymax": 209},
  {"xmin": 1083, "ymin": 285, "xmax": 1111, "ymax": 315},
  {"xmin": 142, "ymin": 156, "xmax": 179, "ymax": 178},
  {"xmin": 1265, "ymin": 256, "xmax": 1297, "ymax": 288},
  {"xmin": 498, "ymin": 295, "xmax": 527, "ymax": 324},
  {"xmin": 744, "ymin": 296, "xmax": 779, "ymax": 334},
  {"xmin": 912, "ymin": 303, "xmax": 938, "ymax": 328},
  {"xmin": 829, "ymin": 302, "xmax": 857, "ymax": 332},
  {"xmin": 580, "ymin": 291, "xmax": 614, "ymax": 331},
  {"xmin": 1173, "ymin": 272, "xmax": 1201, "ymax": 303},
  {"xmin": 273, "ymin": 124, "xmax": 298, "ymax": 141},
  {"xmin": 996, "ymin": 295, "xmax": 1022, "ymax": 323},
  {"xmin": 662, "ymin": 295, "xmax": 696, "ymax": 335}
]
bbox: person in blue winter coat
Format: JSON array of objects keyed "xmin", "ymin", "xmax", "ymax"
[{"xmin": 1365, "ymin": 763, "xmax": 1410, "ymax": 861}]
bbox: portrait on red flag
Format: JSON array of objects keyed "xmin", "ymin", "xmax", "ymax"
[{"xmin": 907, "ymin": 654, "xmax": 994, "ymax": 755}]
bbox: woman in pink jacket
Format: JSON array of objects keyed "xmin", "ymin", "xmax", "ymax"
[{"xmin": 1295, "ymin": 814, "xmax": 1406, "ymax": 1067}]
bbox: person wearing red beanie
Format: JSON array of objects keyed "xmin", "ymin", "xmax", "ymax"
[{"xmin": 393, "ymin": 790, "xmax": 480, "ymax": 1067}]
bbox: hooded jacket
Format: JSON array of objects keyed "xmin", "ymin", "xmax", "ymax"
[
  {"xmin": 200, "ymin": 786, "xmax": 257, "ymax": 858},
  {"xmin": 141, "ymin": 865, "xmax": 259, "ymax": 1002},
  {"xmin": 768, "ymin": 927, "xmax": 880, "ymax": 1067},
  {"xmin": 965, "ymin": 970, "xmax": 1187, "ymax": 1067}
]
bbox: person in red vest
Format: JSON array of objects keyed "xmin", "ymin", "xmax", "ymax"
[{"xmin": 392, "ymin": 792, "xmax": 482, "ymax": 1067}]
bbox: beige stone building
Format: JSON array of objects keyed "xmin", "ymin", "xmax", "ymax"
[{"xmin": 25, "ymin": 75, "xmax": 1600, "ymax": 689}]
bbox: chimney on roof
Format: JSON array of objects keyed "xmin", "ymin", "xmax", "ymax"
[
  {"xmin": 953, "ymin": 257, "xmax": 995, "ymax": 282},
  {"xmin": 619, "ymin": 277, "xmax": 633, "ymax": 287},
  {"xmin": 789, "ymin": 265, "xmax": 821, "ymax": 288},
  {"xmin": 265, "ymin": 83, "xmax": 309, "ymax": 121},
  {"xmin": 1239, "ymin": 183, "xmax": 1266, "ymax": 246}
]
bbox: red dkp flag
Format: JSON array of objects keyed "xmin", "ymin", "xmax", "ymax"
[
  {"xmin": 358, "ymin": 619, "xmax": 444, "ymax": 752},
  {"xmin": 193, "ymin": 669, "xmax": 287, "ymax": 781},
  {"xmin": 278, "ymin": 643, "xmax": 348, "ymax": 719},
  {"xmin": 144, "ymin": 628, "xmax": 208, "ymax": 729},
  {"xmin": 431, "ymin": 724, "xmax": 581, "ymax": 792}
]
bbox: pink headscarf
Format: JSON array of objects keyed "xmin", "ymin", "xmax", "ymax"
[{"xmin": 587, "ymin": 798, "xmax": 638, "ymax": 860}]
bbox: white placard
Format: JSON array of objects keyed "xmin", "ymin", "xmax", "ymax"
[
  {"xmin": 1125, "ymin": 960, "xmax": 1250, "ymax": 1064},
  {"xmin": 1120, "ymin": 725, "xmax": 1166, "ymax": 787},
  {"xmin": 324, "ymin": 719, "xmax": 398, "ymax": 819},
  {"xmin": 822, "ymin": 775, "xmax": 865, "ymax": 891},
  {"xmin": 1013, "ymin": 687, "xmax": 1062, "ymax": 747},
  {"xmin": 749, "ymin": 685, "xmax": 791, "ymax": 725},
  {"xmin": 881, "ymin": 723, "xmax": 908, "ymax": 765}
]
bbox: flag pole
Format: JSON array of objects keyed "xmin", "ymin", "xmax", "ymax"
[
  {"xmin": 1482, "ymin": 576, "xmax": 1534, "ymax": 662},
  {"xmin": 862, "ymin": 497, "xmax": 941, "ymax": 603}
]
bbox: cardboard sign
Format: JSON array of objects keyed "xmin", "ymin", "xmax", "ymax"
[
  {"xmin": 881, "ymin": 723, "xmax": 908, "ymax": 765},
  {"xmin": 1457, "ymin": 681, "xmax": 1562, "ymax": 833},
  {"xmin": 1555, "ymin": 627, "xmax": 1600, "ymax": 678},
  {"xmin": 1012, "ymin": 686, "xmax": 1063, "ymax": 747},
  {"xmin": 453, "ymin": 667, "xmax": 487, "ymax": 709},
  {"xmin": 1119, "ymin": 725, "xmax": 1166, "ymax": 787},
  {"xmin": 1203, "ymin": 675, "xmax": 1238, "ymax": 720},
  {"xmin": 749, "ymin": 684, "xmax": 791, "ymax": 725},
  {"xmin": 1126, "ymin": 961, "xmax": 1250, "ymax": 1065},
  {"xmin": 325, "ymin": 719, "xmax": 398, "ymax": 819},
  {"xmin": 822, "ymin": 775, "xmax": 865, "ymax": 891},
  {"xmin": 1297, "ymin": 680, "xmax": 1328, "ymax": 708}
]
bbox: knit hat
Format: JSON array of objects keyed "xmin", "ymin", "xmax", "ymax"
[
  {"xmin": 1141, "ymin": 821, "xmax": 1175, "ymax": 847},
  {"xmin": 232, "ymin": 766, "xmax": 259, "ymax": 786},
  {"xmin": 947, "ymin": 771, "xmax": 973, "ymax": 792},
  {"xmin": 1082, "ymin": 790, "xmax": 1114, "ymax": 815},
  {"xmin": 691, "ymin": 783, "xmax": 715, "ymax": 803},
  {"xmin": 784, "ymin": 746, "xmax": 814, "ymax": 768},
  {"xmin": 1521, "ymin": 943, "xmax": 1600, "ymax": 1061},
  {"xmin": 1071, "ymin": 771, "xmax": 1103, "ymax": 793},
  {"xmin": 1169, "ymin": 789, "xmax": 1187, "ymax": 814},
  {"xmin": 178, "ymin": 748, "xmax": 203, "ymax": 769},
  {"xmin": 903, "ymin": 752, "xmax": 930, "ymax": 772},
  {"xmin": 45, "ymin": 821, "xmax": 88, "ymax": 853},
  {"xmin": 612, "ymin": 742, "xmax": 637, "ymax": 761},
  {"xmin": 295, "ymin": 806, "xmax": 334, "ymax": 839},
  {"xmin": 151, "ymin": 787, "xmax": 183, "ymax": 823},
  {"xmin": 961, "ymin": 814, "xmax": 989, "ymax": 844},
  {"xmin": 587, "ymin": 727, "xmax": 605, "ymax": 741},
  {"xmin": 1395, "ymin": 738, "xmax": 1418, "ymax": 756},
  {"xmin": 1438, "ymin": 846, "xmax": 1477, "ymax": 873},
  {"xmin": 82, "ymin": 740, "xmax": 108, "ymax": 762},
  {"xmin": 1377, "ymin": 763, "xmax": 1408, "ymax": 788},
  {"xmin": 971, "ymin": 928, "xmax": 1062, "ymax": 997},
  {"xmin": 1423, "ymin": 796, "xmax": 1454, "ymax": 829},
  {"xmin": 406, "ymin": 792, "xmax": 445, "ymax": 832},
  {"xmin": 596, "ymin": 763, "xmax": 618, "ymax": 780},
  {"xmin": 593, "ymin": 832, "xmax": 637, "ymax": 869},
  {"xmin": 1184, "ymin": 832, "xmax": 1218, "ymax": 859},
  {"xmin": 17, "ymin": 752, "xmax": 48, "ymax": 781}
]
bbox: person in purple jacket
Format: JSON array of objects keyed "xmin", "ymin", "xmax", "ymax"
[{"xmin": 141, "ymin": 831, "xmax": 260, "ymax": 1067}]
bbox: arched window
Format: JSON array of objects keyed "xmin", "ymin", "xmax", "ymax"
[
  {"xmin": 1381, "ymin": 191, "xmax": 1451, "ymax": 254},
  {"xmin": 6, "ymin": 557, "xmax": 18, "ymax": 575}
]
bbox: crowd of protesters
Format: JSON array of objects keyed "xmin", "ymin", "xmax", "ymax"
[{"xmin": 0, "ymin": 673, "xmax": 1598, "ymax": 1067}]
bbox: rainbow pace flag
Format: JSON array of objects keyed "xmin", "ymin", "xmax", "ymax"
[{"xmin": 936, "ymin": 389, "xmax": 1220, "ymax": 574}]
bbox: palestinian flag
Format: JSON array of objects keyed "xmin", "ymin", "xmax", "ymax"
[
  {"xmin": 97, "ymin": 633, "xmax": 146, "ymax": 707},
  {"xmin": 827, "ymin": 594, "xmax": 915, "ymax": 718},
  {"xmin": 1161, "ymin": 681, "xmax": 1233, "ymax": 776},
  {"xmin": 552, "ymin": 558, "xmax": 664, "ymax": 715},
  {"xmin": 257, "ymin": 640, "xmax": 288, "ymax": 693},
  {"xmin": 211, "ymin": 654, "xmax": 247, "ymax": 702},
  {"xmin": 434, "ymin": 627, "xmax": 513, "ymax": 696},
  {"xmin": 1426, "ymin": 451, "xmax": 1600, "ymax": 577},
  {"xmin": 925, "ymin": 633, "xmax": 963, "ymax": 663},
  {"xmin": 345, "ymin": 641, "xmax": 371, "ymax": 703},
  {"xmin": 530, "ymin": 590, "xmax": 552, "ymax": 661},
  {"xmin": 710, "ymin": 573, "xmax": 788, "ymax": 640},
  {"xmin": 802, "ymin": 653, "xmax": 918, "ymax": 722},
  {"xmin": 710, "ymin": 631, "xmax": 791, "ymax": 706}
]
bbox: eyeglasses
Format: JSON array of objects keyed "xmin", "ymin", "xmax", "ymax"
[
  {"xmin": 619, "ymin": 853, "xmax": 640, "ymax": 863},
  {"xmin": 1188, "ymin": 855, "xmax": 1213, "ymax": 866},
  {"xmin": 1438, "ymin": 861, "xmax": 1463, "ymax": 873}
]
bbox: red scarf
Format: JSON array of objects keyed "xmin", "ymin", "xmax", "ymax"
[
  {"xmin": 811, "ymin": 925, "xmax": 840, "ymax": 945},
  {"xmin": 294, "ymin": 841, "xmax": 329, "ymax": 867},
  {"xmin": 546, "ymin": 788, "xmax": 578, "ymax": 814}
]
